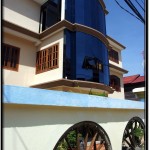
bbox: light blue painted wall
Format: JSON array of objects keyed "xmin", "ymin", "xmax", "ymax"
[{"xmin": 3, "ymin": 85, "xmax": 144, "ymax": 110}]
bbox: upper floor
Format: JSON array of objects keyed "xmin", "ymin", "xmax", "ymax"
[
  {"xmin": 2, "ymin": 0, "xmax": 128, "ymax": 99},
  {"xmin": 3, "ymin": 0, "xmax": 108, "ymax": 33}
]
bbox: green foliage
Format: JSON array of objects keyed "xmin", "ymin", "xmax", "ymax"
[
  {"xmin": 89, "ymin": 91, "xmax": 107, "ymax": 97},
  {"xmin": 67, "ymin": 131, "xmax": 77, "ymax": 147},
  {"xmin": 56, "ymin": 139, "xmax": 68, "ymax": 150},
  {"xmin": 133, "ymin": 128, "xmax": 144, "ymax": 138},
  {"xmin": 56, "ymin": 131, "xmax": 84, "ymax": 149}
]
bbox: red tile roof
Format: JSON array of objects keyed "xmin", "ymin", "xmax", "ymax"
[
  {"xmin": 123, "ymin": 75, "xmax": 144, "ymax": 84},
  {"xmin": 123, "ymin": 74, "xmax": 140, "ymax": 84},
  {"xmin": 132, "ymin": 76, "xmax": 144, "ymax": 83}
]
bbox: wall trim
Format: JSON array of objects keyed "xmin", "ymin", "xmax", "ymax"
[{"xmin": 3, "ymin": 20, "xmax": 111, "ymax": 49}]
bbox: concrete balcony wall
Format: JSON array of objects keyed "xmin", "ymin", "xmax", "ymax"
[
  {"xmin": 31, "ymin": 30, "xmax": 64, "ymax": 86},
  {"xmin": 109, "ymin": 70, "xmax": 125, "ymax": 99},
  {"xmin": 3, "ymin": 85, "xmax": 144, "ymax": 150},
  {"xmin": 3, "ymin": 0, "xmax": 40, "ymax": 33}
]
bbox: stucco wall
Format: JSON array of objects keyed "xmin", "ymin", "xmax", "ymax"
[
  {"xmin": 3, "ymin": 104, "xmax": 144, "ymax": 150},
  {"xmin": 3, "ymin": 33, "xmax": 36, "ymax": 87},
  {"xmin": 31, "ymin": 30, "xmax": 64, "ymax": 86},
  {"xmin": 108, "ymin": 69, "xmax": 125, "ymax": 99},
  {"xmin": 3, "ymin": 30, "xmax": 64, "ymax": 87},
  {"xmin": 3, "ymin": 0, "xmax": 40, "ymax": 33}
]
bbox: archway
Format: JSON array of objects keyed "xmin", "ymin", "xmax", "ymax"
[{"xmin": 54, "ymin": 121, "xmax": 112, "ymax": 150}]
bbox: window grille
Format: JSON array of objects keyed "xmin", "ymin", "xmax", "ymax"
[
  {"xmin": 36, "ymin": 43, "xmax": 59, "ymax": 74},
  {"xmin": 2, "ymin": 43, "xmax": 20, "ymax": 71}
]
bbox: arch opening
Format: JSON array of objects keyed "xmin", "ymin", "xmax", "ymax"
[{"xmin": 54, "ymin": 121, "xmax": 112, "ymax": 150}]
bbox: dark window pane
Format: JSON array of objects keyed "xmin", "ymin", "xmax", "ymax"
[
  {"xmin": 110, "ymin": 75, "xmax": 120, "ymax": 92},
  {"xmin": 2, "ymin": 43, "xmax": 20, "ymax": 71},
  {"xmin": 40, "ymin": 0, "xmax": 61, "ymax": 32}
]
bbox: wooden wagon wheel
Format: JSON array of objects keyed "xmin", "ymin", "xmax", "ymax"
[
  {"xmin": 122, "ymin": 117, "xmax": 145, "ymax": 150},
  {"xmin": 54, "ymin": 121, "xmax": 112, "ymax": 150}
]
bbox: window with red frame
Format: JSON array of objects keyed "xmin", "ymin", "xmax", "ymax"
[
  {"xmin": 36, "ymin": 43, "xmax": 59, "ymax": 74},
  {"xmin": 2, "ymin": 43, "xmax": 20, "ymax": 71},
  {"xmin": 109, "ymin": 49, "xmax": 119, "ymax": 63},
  {"xmin": 110, "ymin": 75, "xmax": 121, "ymax": 92}
]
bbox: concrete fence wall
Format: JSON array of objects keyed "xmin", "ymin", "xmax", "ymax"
[{"xmin": 3, "ymin": 85, "xmax": 144, "ymax": 150}]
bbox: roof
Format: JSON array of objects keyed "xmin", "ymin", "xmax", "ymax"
[
  {"xmin": 106, "ymin": 35, "xmax": 126, "ymax": 49},
  {"xmin": 132, "ymin": 76, "xmax": 144, "ymax": 83},
  {"xmin": 123, "ymin": 75, "xmax": 145, "ymax": 84}
]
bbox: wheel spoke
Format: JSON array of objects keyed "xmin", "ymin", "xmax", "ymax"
[
  {"xmin": 84, "ymin": 132, "xmax": 88, "ymax": 150},
  {"xmin": 123, "ymin": 138, "xmax": 135, "ymax": 149},
  {"xmin": 88, "ymin": 133, "xmax": 98, "ymax": 150},
  {"xmin": 126, "ymin": 129, "xmax": 135, "ymax": 147},
  {"xmin": 65, "ymin": 138, "xmax": 73, "ymax": 150}
]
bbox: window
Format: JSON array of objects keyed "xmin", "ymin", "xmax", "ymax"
[
  {"xmin": 39, "ymin": 0, "xmax": 61, "ymax": 32},
  {"xmin": 110, "ymin": 75, "xmax": 120, "ymax": 92},
  {"xmin": 109, "ymin": 49, "xmax": 119, "ymax": 63},
  {"xmin": 82, "ymin": 56, "xmax": 103, "ymax": 82},
  {"xmin": 2, "ymin": 43, "xmax": 20, "ymax": 71},
  {"xmin": 36, "ymin": 43, "xmax": 59, "ymax": 74}
]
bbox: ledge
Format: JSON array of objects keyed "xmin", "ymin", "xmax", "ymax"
[
  {"xmin": 109, "ymin": 64, "xmax": 128, "ymax": 74},
  {"xmin": 3, "ymin": 85, "xmax": 144, "ymax": 110},
  {"xmin": 3, "ymin": 20, "xmax": 111, "ymax": 49},
  {"xmin": 30, "ymin": 79, "xmax": 114, "ymax": 94}
]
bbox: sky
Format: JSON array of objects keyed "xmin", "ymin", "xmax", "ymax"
[{"xmin": 104, "ymin": 0, "xmax": 145, "ymax": 77}]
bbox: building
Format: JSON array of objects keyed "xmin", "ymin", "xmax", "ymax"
[
  {"xmin": 3, "ymin": 0, "xmax": 144, "ymax": 150},
  {"xmin": 3, "ymin": 0, "xmax": 128, "ymax": 99},
  {"xmin": 123, "ymin": 74, "xmax": 145, "ymax": 101}
]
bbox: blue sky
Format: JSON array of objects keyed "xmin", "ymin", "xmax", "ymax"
[{"xmin": 104, "ymin": 0, "xmax": 145, "ymax": 77}]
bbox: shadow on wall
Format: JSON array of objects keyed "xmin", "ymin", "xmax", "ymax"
[
  {"xmin": 4, "ymin": 33, "xmax": 36, "ymax": 68},
  {"xmin": 3, "ymin": 104, "xmax": 144, "ymax": 128},
  {"xmin": 13, "ymin": 128, "xmax": 29, "ymax": 150},
  {"xmin": 4, "ymin": 0, "xmax": 40, "ymax": 23}
]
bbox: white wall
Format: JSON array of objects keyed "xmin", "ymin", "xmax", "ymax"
[
  {"xmin": 3, "ymin": 104, "xmax": 144, "ymax": 150},
  {"xmin": 3, "ymin": 30, "xmax": 64, "ymax": 87},
  {"xmin": 108, "ymin": 69, "xmax": 125, "ymax": 99},
  {"xmin": 3, "ymin": 33, "xmax": 36, "ymax": 87},
  {"xmin": 31, "ymin": 30, "xmax": 64, "ymax": 86},
  {"xmin": 61, "ymin": 0, "xmax": 65, "ymax": 20},
  {"xmin": 3, "ymin": 0, "xmax": 40, "ymax": 33}
]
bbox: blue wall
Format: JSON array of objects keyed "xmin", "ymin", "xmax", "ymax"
[
  {"xmin": 65, "ymin": 0, "xmax": 106, "ymax": 34},
  {"xmin": 64, "ymin": 0, "xmax": 109, "ymax": 85},
  {"xmin": 3, "ymin": 85, "xmax": 144, "ymax": 109},
  {"xmin": 64, "ymin": 30, "xmax": 109, "ymax": 85}
]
